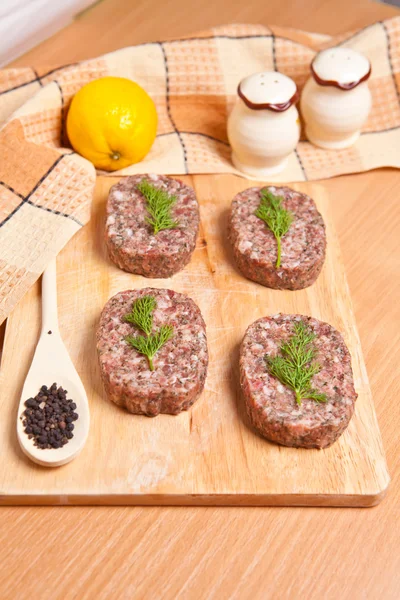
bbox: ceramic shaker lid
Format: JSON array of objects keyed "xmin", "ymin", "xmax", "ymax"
[
  {"xmin": 311, "ymin": 47, "xmax": 371, "ymax": 90},
  {"xmin": 238, "ymin": 71, "xmax": 299, "ymax": 111}
]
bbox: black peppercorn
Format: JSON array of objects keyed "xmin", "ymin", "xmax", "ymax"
[{"xmin": 21, "ymin": 383, "xmax": 79, "ymax": 450}]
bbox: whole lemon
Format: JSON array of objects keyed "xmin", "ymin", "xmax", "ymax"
[{"xmin": 66, "ymin": 76, "xmax": 157, "ymax": 171}]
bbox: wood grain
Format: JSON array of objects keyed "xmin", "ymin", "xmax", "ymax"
[
  {"xmin": 8, "ymin": 0, "xmax": 399, "ymax": 67},
  {"xmin": 0, "ymin": 177, "xmax": 389, "ymax": 506},
  {"xmin": 0, "ymin": 0, "xmax": 399, "ymax": 598}
]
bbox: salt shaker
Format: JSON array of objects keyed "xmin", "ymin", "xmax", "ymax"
[
  {"xmin": 301, "ymin": 47, "xmax": 372, "ymax": 149},
  {"xmin": 227, "ymin": 71, "xmax": 300, "ymax": 177}
]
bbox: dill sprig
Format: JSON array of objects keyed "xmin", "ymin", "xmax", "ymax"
[
  {"xmin": 125, "ymin": 325, "xmax": 174, "ymax": 372},
  {"xmin": 266, "ymin": 321, "xmax": 327, "ymax": 406},
  {"xmin": 124, "ymin": 295, "xmax": 156, "ymax": 335},
  {"xmin": 255, "ymin": 189, "xmax": 293, "ymax": 268},
  {"xmin": 137, "ymin": 180, "xmax": 179, "ymax": 235},
  {"xmin": 124, "ymin": 295, "xmax": 174, "ymax": 371}
]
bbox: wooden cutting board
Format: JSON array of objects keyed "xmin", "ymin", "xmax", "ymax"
[{"xmin": 0, "ymin": 175, "xmax": 390, "ymax": 506}]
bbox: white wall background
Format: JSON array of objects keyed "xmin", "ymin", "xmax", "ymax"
[{"xmin": 0, "ymin": 0, "xmax": 96, "ymax": 66}]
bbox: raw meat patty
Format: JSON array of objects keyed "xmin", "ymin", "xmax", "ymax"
[
  {"xmin": 240, "ymin": 313, "xmax": 357, "ymax": 449},
  {"xmin": 228, "ymin": 186, "xmax": 326, "ymax": 290},
  {"xmin": 106, "ymin": 174, "xmax": 199, "ymax": 278},
  {"xmin": 97, "ymin": 288, "xmax": 208, "ymax": 416}
]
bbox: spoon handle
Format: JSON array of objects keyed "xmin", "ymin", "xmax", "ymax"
[{"xmin": 41, "ymin": 259, "xmax": 59, "ymax": 334}]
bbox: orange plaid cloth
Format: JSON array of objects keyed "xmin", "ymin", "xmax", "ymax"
[{"xmin": 0, "ymin": 18, "xmax": 400, "ymax": 323}]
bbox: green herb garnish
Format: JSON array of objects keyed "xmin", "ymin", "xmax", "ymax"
[
  {"xmin": 125, "ymin": 325, "xmax": 173, "ymax": 371},
  {"xmin": 266, "ymin": 321, "xmax": 327, "ymax": 406},
  {"xmin": 124, "ymin": 295, "xmax": 174, "ymax": 371},
  {"xmin": 124, "ymin": 295, "xmax": 156, "ymax": 335},
  {"xmin": 255, "ymin": 189, "xmax": 293, "ymax": 268},
  {"xmin": 137, "ymin": 180, "xmax": 179, "ymax": 235}
]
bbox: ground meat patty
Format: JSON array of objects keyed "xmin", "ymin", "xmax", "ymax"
[
  {"xmin": 106, "ymin": 174, "xmax": 199, "ymax": 278},
  {"xmin": 240, "ymin": 314, "xmax": 357, "ymax": 449},
  {"xmin": 97, "ymin": 288, "xmax": 208, "ymax": 416},
  {"xmin": 228, "ymin": 186, "xmax": 326, "ymax": 290}
]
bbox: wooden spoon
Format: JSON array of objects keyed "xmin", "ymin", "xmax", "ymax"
[{"xmin": 17, "ymin": 259, "xmax": 90, "ymax": 467}]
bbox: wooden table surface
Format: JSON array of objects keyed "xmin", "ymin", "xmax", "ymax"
[{"xmin": 2, "ymin": 0, "xmax": 400, "ymax": 598}]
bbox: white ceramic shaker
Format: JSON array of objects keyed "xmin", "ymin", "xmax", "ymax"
[
  {"xmin": 227, "ymin": 71, "xmax": 300, "ymax": 177},
  {"xmin": 301, "ymin": 47, "xmax": 372, "ymax": 149}
]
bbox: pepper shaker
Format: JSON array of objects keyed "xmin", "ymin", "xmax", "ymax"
[
  {"xmin": 300, "ymin": 47, "xmax": 372, "ymax": 149},
  {"xmin": 227, "ymin": 71, "xmax": 300, "ymax": 177}
]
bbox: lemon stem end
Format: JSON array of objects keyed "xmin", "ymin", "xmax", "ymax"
[{"xmin": 110, "ymin": 151, "xmax": 121, "ymax": 161}]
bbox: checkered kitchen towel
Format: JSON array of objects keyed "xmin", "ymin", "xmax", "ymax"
[{"xmin": 0, "ymin": 18, "xmax": 400, "ymax": 324}]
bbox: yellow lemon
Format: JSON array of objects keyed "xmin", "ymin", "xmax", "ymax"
[{"xmin": 66, "ymin": 76, "xmax": 157, "ymax": 171}]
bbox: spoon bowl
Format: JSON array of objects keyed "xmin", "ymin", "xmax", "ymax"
[{"xmin": 16, "ymin": 260, "xmax": 90, "ymax": 467}]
